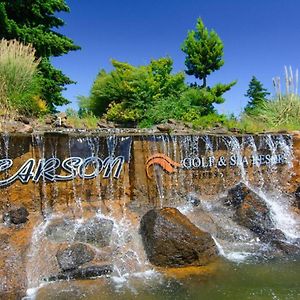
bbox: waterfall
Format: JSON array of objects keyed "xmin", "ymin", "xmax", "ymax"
[{"xmin": 0, "ymin": 132, "xmax": 298, "ymax": 299}]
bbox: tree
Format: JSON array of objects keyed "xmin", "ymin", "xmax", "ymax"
[
  {"xmin": 181, "ymin": 18, "xmax": 224, "ymax": 88},
  {"xmin": 80, "ymin": 57, "xmax": 186, "ymax": 122},
  {"xmin": 0, "ymin": 0, "xmax": 80, "ymax": 110},
  {"xmin": 244, "ymin": 76, "xmax": 270, "ymax": 114},
  {"xmin": 181, "ymin": 18, "xmax": 236, "ymax": 110}
]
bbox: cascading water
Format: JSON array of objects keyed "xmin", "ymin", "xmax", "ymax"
[{"xmin": 0, "ymin": 132, "xmax": 299, "ymax": 299}]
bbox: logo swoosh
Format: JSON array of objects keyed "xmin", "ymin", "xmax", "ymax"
[{"xmin": 146, "ymin": 153, "xmax": 181, "ymax": 179}]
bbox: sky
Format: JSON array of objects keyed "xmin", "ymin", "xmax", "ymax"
[{"xmin": 53, "ymin": 0, "xmax": 300, "ymax": 115}]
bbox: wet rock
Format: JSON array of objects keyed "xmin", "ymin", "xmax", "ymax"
[
  {"xmin": 47, "ymin": 264, "xmax": 113, "ymax": 281},
  {"xmin": 75, "ymin": 218, "xmax": 114, "ymax": 247},
  {"xmin": 272, "ymin": 240, "xmax": 300, "ymax": 256},
  {"xmin": 3, "ymin": 207, "xmax": 29, "ymax": 225},
  {"xmin": 56, "ymin": 243, "xmax": 95, "ymax": 271},
  {"xmin": 224, "ymin": 183, "xmax": 273, "ymax": 236},
  {"xmin": 186, "ymin": 194, "xmax": 201, "ymax": 207},
  {"xmin": 45, "ymin": 219, "xmax": 76, "ymax": 242},
  {"xmin": 140, "ymin": 207, "xmax": 218, "ymax": 267},
  {"xmin": 260, "ymin": 229, "xmax": 286, "ymax": 243},
  {"xmin": 294, "ymin": 186, "xmax": 300, "ymax": 209}
]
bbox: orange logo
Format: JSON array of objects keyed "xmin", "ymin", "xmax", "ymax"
[{"xmin": 145, "ymin": 153, "xmax": 181, "ymax": 179}]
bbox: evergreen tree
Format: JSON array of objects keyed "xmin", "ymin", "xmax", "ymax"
[
  {"xmin": 244, "ymin": 76, "xmax": 270, "ymax": 114},
  {"xmin": 181, "ymin": 18, "xmax": 236, "ymax": 108},
  {"xmin": 0, "ymin": 0, "xmax": 80, "ymax": 110},
  {"xmin": 181, "ymin": 18, "xmax": 224, "ymax": 88}
]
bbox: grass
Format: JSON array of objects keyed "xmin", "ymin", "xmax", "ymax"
[
  {"xmin": 239, "ymin": 67, "xmax": 300, "ymax": 133},
  {"xmin": 0, "ymin": 39, "xmax": 46, "ymax": 117},
  {"xmin": 65, "ymin": 109, "xmax": 99, "ymax": 129}
]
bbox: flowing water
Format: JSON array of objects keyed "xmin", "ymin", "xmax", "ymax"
[
  {"xmin": 33, "ymin": 259, "xmax": 300, "ymax": 300},
  {"xmin": 0, "ymin": 132, "xmax": 299, "ymax": 299}
]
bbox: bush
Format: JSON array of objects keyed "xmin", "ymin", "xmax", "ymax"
[{"xmin": 0, "ymin": 39, "xmax": 46, "ymax": 116}]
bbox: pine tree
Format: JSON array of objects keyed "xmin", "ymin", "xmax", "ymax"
[
  {"xmin": 181, "ymin": 18, "xmax": 224, "ymax": 88},
  {"xmin": 244, "ymin": 76, "xmax": 270, "ymax": 114},
  {"xmin": 0, "ymin": 0, "xmax": 80, "ymax": 110},
  {"xmin": 181, "ymin": 18, "xmax": 236, "ymax": 108}
]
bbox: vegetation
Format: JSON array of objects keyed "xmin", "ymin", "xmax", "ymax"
[
  {"xmin": 240, "ymin": 67, "xmax": 300, "ymax": 132},
  {"xmin": 181, "ymin": 18, "xmax": 236, "ymax": 108},
  {"xmin": 0, "ymin": 39, "xmax": 46, "ymax": 117},
  {"xmin": 0, "ymin": 1, "xmax": 298, "ymax": 133},
  {"xmin": 65, "ymin": 108, "xmax": 98, "ymax": 129},
  {"xmin": 79, "ymin": 57, "xmax": 187, "ymax": 124},
  {"xmin": 0, "ymin": 0, "xmax": 80, "ymax": 111},
  {"xmin": 244, "ymin": 76, "xmax": 270, "ymax": 114},
  {"xmin": 182, "ymin": 18, "xmax": 224, "ymax": 88},
  {"xmin": 80, "ymin": 18, "xmax": 235, "ymax": 128}
]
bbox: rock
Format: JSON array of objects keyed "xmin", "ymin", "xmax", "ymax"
[
  {"xmin": 75, "ymin": 218, "xmax": 114, "ymax": 247},
  {"xmin": 47, "ymin": 265, "xmax": 113, "ymax": 282},
  {"xmin": 56, "ymin": 112, "xmax": 67, "ymax": 120},
  {"xmin": 17, "ymin": 116, "xmax": 30, "ymax": 124},
  {"xmin": 44, "ymin": 115, "xmax": 55, "ymax": 125},
  {"xmin": 272, "ymin": 240, "xmax": 300, "ymax": 256},
  {"xmin": 3, "ymin": 207, "xmax": 29, "ymax": 225},
  {"xmin": 56, "ymin": 243, "xmax": 95, "ymax": 271},
  {"xmin": 19, "ymin": 124, "xmax": 33, "ymax": 133},
  {"xmin": 97, "ymin": 121, "xmax": 110, "ymax": 129},
  {"xmin": 186, "ymin": 194, "xmax": 201, "ymax": 207},
  {"xmin": 156, "ymin": 123, "xmax": 174, "ymax": 133},
  {"xmin": 45, "ymin": 219, "xmax": 77, "ymax": 242},
  {"xmin": 140, "ymin": 207, "xmax": 218, "ymax": 267},
  {"xmin": 229, "ymin": 127, "xmax": 242, "ymax": 134},
  {"xmin": 294, "ymin": 186, "xmax": 300, "ymax": 209},
  {"xmin": 167, "ymin": 119, "xmax": 180, "ymax": 125},
  {"xmin": 224, "ymin": 183, "xmax": 273, "ymax": 236},
  {"xmin": 260, "ymin": 229, "xmax": 286, "ymax": 243},
  {"xmin": 210, "ymin": 127, "xmax": 229, "ymax": 134}
]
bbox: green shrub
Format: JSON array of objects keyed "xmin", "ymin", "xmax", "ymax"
[
  {"xmin": 105, "ymin": 102, "xmax": 142, "ymax": 123},
  {"xmin": 0, "ymin": 39, "xmax": 46, "ymax": 116}
]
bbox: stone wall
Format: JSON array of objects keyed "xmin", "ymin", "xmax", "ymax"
[{"xmin": 0, "ymin": 132, "xmax": 294, "ymax": 215}]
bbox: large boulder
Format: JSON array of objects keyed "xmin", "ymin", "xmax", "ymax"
[
  {"xmin": 224, "ymin": 183, "xmax": 274, "ymax": 236},
  {"xmin": 56, "ymin": 243, "xmax": 95, "ymax": 271},
  {"xmin": 74, "ymin": 218, "xmax": 114, "ymax": 247},
  {"xmin": 3, "ymin": 207, "xmax": 29, "ymax": 225},
  {"xmin": 140, "ymin": 207, "xmax": 218, "ymax": 267}
]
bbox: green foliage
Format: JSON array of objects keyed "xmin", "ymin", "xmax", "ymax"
[
  {"xmin": 0, "ymin": 0, "xmax": 80, "ymax": 110},
  {"xmin": 244, "ymin": 76, "xmax": 270, "ymax": 114},
  {"xmin": 181, "ymin": 18, "xmax": 236, "ymax": 112},
  {"xmin": 189, "ymin": 113, "xmax": 228, "ymax": 128},
  {"xmin": 182, "ymin": 18, "xmax": 224, "ymax": 87},
  {"xmin": 81, "ymin": 18, "xmax": 236, "ymax": 128},
  {"xmin": 241, "ymin": 94, "xmax": 300, "ymax": 131},
  {"xmin": 0, "ymin": 39, "xmax": 47, "ymax": 116},
  {"xmin": 81, "ymin": 57, "xmax": 186, "ymax": 122},
  {"xmin": 64, "ymin": 108, "xmax": 99, "ymax": 129}
]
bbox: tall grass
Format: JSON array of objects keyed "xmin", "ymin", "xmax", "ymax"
[
  {"xmin": 0, "ymin": 39, "xmax": 46, "ymax": 117},
  {"xmin": 241, "ymin": 67, "xmax": 300, "ymax": 132}
]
